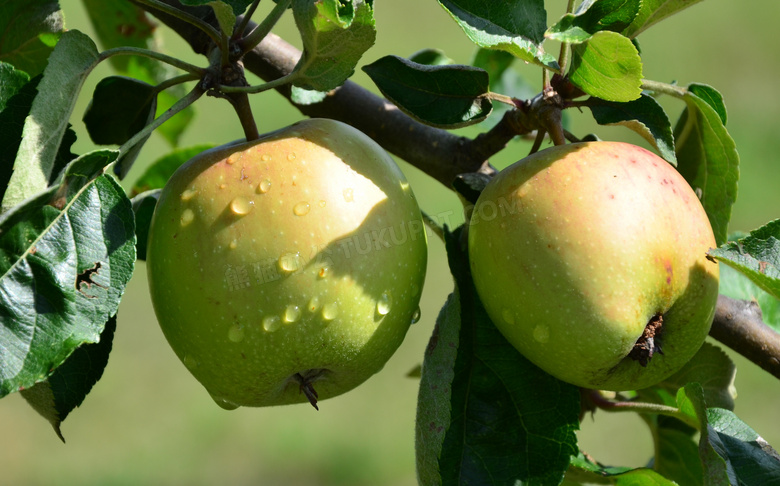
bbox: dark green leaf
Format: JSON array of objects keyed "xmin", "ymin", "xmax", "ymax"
[
  {"xmin": 0, "ymin": 156, "xmax": 135, "ymax": 399},
  {"xmin": 569, "ymin": 31, "xmax": 643, "ymax": 102},
  {"xmin": 82, "ymin": 0, "xmax": 194, "ymax": 146},
  {"xmin": 20, "ymin": 315, "xmax": 116, "ymax": 441},
  {"xmin": 675, "ymin": 384, "xmax": 734, "ymax": 484},
  {"xmin": 0, "ymin": 62, "xmax": 31, "ymax": 110},
  {"xmin": 709, "ymin": 219, "xmax": 780, "ymax": 301},
  {"xmin": 409, "ymin": 48, "xmax": 455, "ymax": 66},
  {"xmin": 416, "ymin": 226, "xmax": 580, "ymax": 485},
  {"xmin": 83, "ymin": 76, "xmax": 157, "ymax": 145},
  {"xmin": 363, "ymin": 55, "xmax": 492, "ymax": 128},
  {"xmin": 292, "ymin": 0, "xmax": 376, "ymax": 91},
  {"xmin": 623, "ymin": 0, "xmax": 704, "ymax": 38},
  {"xmin": 718, "ymin": 260, "xmax": 780, "ymax": 332},
  {"xmin": 2, "ymin": 30, "xmax": 100, "ymax": 212},
  {"xmin": 565, "ymin": 453, "xmax": 676, "ymax": 484},
  {"xmin": 131, "ymin": 190, "xmax": 160, "ymax": 261},
  {"xmin": 673, "ymin": 85, "xmax": 739, "ymax": 246},
  {"xmin": 131, "ymin": 144, "xmax": 214, "ymax": 195},
  {"xmin": 0, "ymin": 75, "xmax": 40, "ymax": 203},
  {"xmin": 587, "ymin": 94, "xmax": 676, "ymax": 163},
  {"xmin": 0, "ymin": 0, "xmax": 63, "ymax": 77},
  {"xmin": 546, "ymin": 0, "xmax": 641, "ymax": 44},
  {"xmin": 706, "ymin": 408, "xmax": 780, "ymax": 485},
  {"xmin": 206, "ymin": 1, "xmax": 237, "ymax": 35},
  {"xmin": 437, "ymin": 0, "xmax": 557, "ymax": 70},
  {"xmin": 689, "ymin": 83, "xmax": 727, "ymax": 125},
  {"xmin": 179, "ymin": 0, "xmax": 253, "ymax": 15}
]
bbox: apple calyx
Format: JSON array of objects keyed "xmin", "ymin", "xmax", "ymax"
[{"xmin": 628, "ymin": 314, "xmax": 665, "ymax": 367}]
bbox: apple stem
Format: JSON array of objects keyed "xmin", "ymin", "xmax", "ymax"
[
  {"xmin": 584, "ymin": 389, "xmax": 699, "ymax": 430},
  {"xmin": 294, "ymin": 372, "xmax": 320, "ymax": 411}
]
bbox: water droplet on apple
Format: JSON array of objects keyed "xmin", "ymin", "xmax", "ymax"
[
  {"xmin": 293, "ymin": 202, "xmax": 311, "ymax": 216},
  {"xmin": 226, "ymin": 155, "xmax": 236, "ymax": 165},
  {"xmin": 410, "ymin": 307, "xmax": 421, "ymax": 324},
  {"xmin": 319, "ymin": 200, "xmax": 326, "ymax": 208},
  {"xmin": 228, "ymin": 323, "xmax": 245, "ymax": 342},
  {"xmin": 229, "ymin": 240, "xmax": 238, "ymax": 250},
  {"xmin": 183, "ymin": 354, "xmax": 199, "ymax": 369},
  {"xmin": 263, "ymin": 315, "xmax": 281, "ymax": 332},
  {"xmin": 343, "ymin": 188, "xmax": 354, "ymax": 202},
  {"xmin": 376, "ymin": 291, "xmax": 392, "ymax": 316},
  {"xmin": 211, "ymin": 394, "xmax": 239, "ymax": 410},
  {"xmin": 287, "ymin": 152, "xmax": 296, "ymax": 161},
  {"xmin": 322, "ymin": 302, "xmax": 339, "ymax": 321},
  {"xmin": 180, "ymin": 188, "xmax": 197, "ymax": 202},
  {"xmin": 533, "ymin": 324, "xmax": 550, "ymax": 343},
  {"xmin": 261, "ymin": 154, "xmax": 271, "ymax": 162},
  {"xmin": 279, "ymin": 253, "xmax": 302, "ymax": 273},
  {"xmin": 284, "ymin": 305, "xmax": 301, "ymax": 323},
  {"xmin": 502, "ymin": 308, "xmax": 515, "ymax": 325},
  {"xmin": 180, "ymin": 208, "xmax": 195, "ymax": 227},
  {"xmin": 219, "ymin": 183, "xmax": 227, "ymax": 189},
  {"xmin": 257, "ymin": 179, "xmax": 271, "ymax": 194},
  {"xmin": 308, "ymin": 296, "xmax": 321, "ymax": 312},
  {"xmin": 230, "ymin": 196, "xmax": 253, "ymax": 215}
]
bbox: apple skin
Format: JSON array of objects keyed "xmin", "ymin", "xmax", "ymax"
[
  {"xmin": 146, "ymin": 118, "xmax": 427, "ymax": 409},
  {"xmin": 467, "ymin": 142, "xmax": 719, "ymax": 391}
]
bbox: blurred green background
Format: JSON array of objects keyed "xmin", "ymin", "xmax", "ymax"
[{"xmin": 2, "ymin": 1, "xmax": 780, "ymax": 484}]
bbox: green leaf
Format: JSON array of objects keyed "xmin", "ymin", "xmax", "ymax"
[
  {"xmin": 569, "ymin": 31, "xmax": 643, "ymax": 102},
  {"xmin": 416, "ymin": 226, "xmax": 580, "ymax": 485},
  {"xmin": 292, "ymin": 0, "xmax": 376, "ymax": 91},
  {"xmin": 653, "ymin": 418, "xmax": 704, "ymax": 485},
  {"xmin": 546, "ymin": 0, "xmax": 641, "ymax": 44},
  {"xmin": 587, "ymin": 94, "xmax": 676, "ymax": 163},
  {"xmin": 673, "ymin": 85, "xmax": 739, "ymax": 246},
  {"xmin": 131, "ymin": 190, "xmax": 160, "ymax": 262},
  {"xmin": 131, "ymin": 144, "xmax": 215, "ymax": 195},
  {"xmin": 82, "ymin": 0, "xmax": 194, "ymax": 146},
  {"xmin": 363, "ymin": 55, "xmax": 492, "ymax": 128},
  {"xmin": 207, "ymin": 1, "xmax": 237, "ymax": 36},
  {"xmin": 0, "ymin": 0, "xmax": 63, "ymax": 77},
  {"xmin": 437, "ymin": 0, "xmax": 558, "ymax": 70},
  {"xmin": 0, "ymin": 153, "xmax": 136, "ymax": 399},
  {"xmin": 83, "ymin": 76, "xmax": 157, "ymax": 145},
  {"xmin": 565, "ymin": 453, "xmax": 676, "ymax": 484},
  {"xmin": 676, "ymin": 384, "xmax": 734, "ymax": 484},
  {"xmin": 689, "ymin": 83, "xmax": 727, "ymax": 125},
  {"xmin": 709, "ymin": 220, "xmax": 780, "ymax": 302},
  {"xmin": 718, "ymin": 261, "xmax": 780, "ymax": 332},
  {"xmin": 706, "ymin": 408, "xmax": 780, "ymax": 485},
  {"xmin": 20, "ymin": 315, "xmax": 116, "ymax": 441},
  {"xmin": 416, "ymin": 293, "xmax": 462, "ymax": 486},
  {"xmin": 623, "ymin": 0, "xmax": 705, "ymax": 38},
  {"xmin": 659, "ymin": 343, "xmax": 737, "ymax": 411},
  {"xmin": 179, "ymin": 0, "xmax": 253, "ymax": 15},
  {"xmin": 1, "ymin": 30, "xmax": 99, "ymax": 213},
  {"xmin": 0, "ymin": 62, "xmax": 31, "ymax": 110}
]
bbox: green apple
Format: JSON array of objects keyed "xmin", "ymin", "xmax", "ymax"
[
  {"xmin": 468, "ymin": 142, "xmax": 719, "ymax": 391},
  {"xmin": 146, "ymin": 118, "xmax": 427, "ymax": 409}
]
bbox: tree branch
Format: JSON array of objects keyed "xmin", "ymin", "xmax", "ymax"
[
  {"xmin": 138, "ymin": 0, "xmax": 780, "ymax": 381},
  {"xmin": 710, "ymin": 295, "xmax": 780, "ymax": 380}
]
